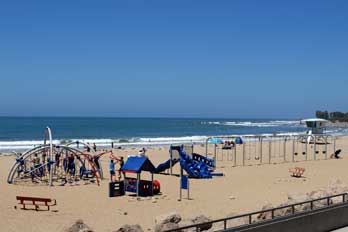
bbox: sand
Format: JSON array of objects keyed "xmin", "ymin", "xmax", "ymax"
[{"xmin": 0, "ymin": 136, "xmax": 347, "ymax": 232}]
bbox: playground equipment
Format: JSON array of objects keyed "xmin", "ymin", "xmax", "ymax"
[
  {"xmin": 7, "ymin": 127, "xmax": 102, "ymax": 186},
  {"xmin": 289, "ymin": 167, "xmax": 305, "ymax": 178},
  {"xmin": 120, "ymin": 156, "xmax": 161, "ymax": 197},
  {"xmin": 155, "ymin": 145, "xmax": 215, "ymax": 179},
  {"xmin": 154, "ymin": 144, "xmax": 198, "ymax": 175},
  {"xmin": 205, "ymin": 134, "xmax": 337, "ymax": 167}
]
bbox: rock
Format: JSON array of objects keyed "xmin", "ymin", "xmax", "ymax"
[
  {"xmin": 154, "ymin": 223, "xmax": 179, "ymax": 232},
  {"xmin": 273, "ymin": 203, "xmax": 293, "ymax": 217},
  {"xmin": 229, "ymin": 195, "xmax": 236, "ymax": 200},
  {"xmin": 287, "ymin": 192, "xmax": 310, "ymax": 203},
  {"xmin": 155, "ymin": 212, "xmax": 182, "ymax": 232},
  {"xmin": 191, "ymin": 215, "xmax": 212, "ymax": 231},
  {"xmin": 114, "ymin": 224, "xmax": 144, "ymax": 232},
  {"xmin": 152, "ymin": 200, "xmax": 157, "ymax": 203},
  {"xmin": 286, "ymin": 191, "xmax": 312, "ymax": 212},
  {"xmin": 327, "ymin": 178, "xmax": 348, "ymax": 194},
  {"xmin": 66, "ymin": 219, "xmax": 94, "ymax": 232},
  {"xmin": 155, "ymin": 212, "xmax": 182, "ymax": 225},
  {"xmin": 308, "ymin": 190, "xmax": 332, "ymax": 209}
]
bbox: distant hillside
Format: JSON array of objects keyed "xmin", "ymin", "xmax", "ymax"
[{"xmin": 316, "ymin": 111, "xmax": 348, "ymax": 122}]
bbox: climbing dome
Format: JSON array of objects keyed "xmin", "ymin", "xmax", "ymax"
[{"xmin": 7, "ymin": 127, "xmax": 102, "ymax": 186}]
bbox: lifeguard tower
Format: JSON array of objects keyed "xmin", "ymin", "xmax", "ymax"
[
  {"xmin": 301, "ymin": 118, "xmax": 329, "ymax": 144},
  {"xmin": 301, "ymin": 118, "xmax": 328, "ymax": 135}
]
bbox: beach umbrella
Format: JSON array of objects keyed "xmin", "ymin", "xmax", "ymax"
[{"xmin": 208, "ymin": 138, "xmax": 223, "ymax": 144}]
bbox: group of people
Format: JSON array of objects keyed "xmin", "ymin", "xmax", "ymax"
[
  {"xmin": 108, "ymin": 147, "xmax": 147, "ymax": 182},
  {"xmin": 85, "ymin": 143, "xmax": 97, "ymax": 152},
  {"xmin": 109, "ymin": 156, "xmax": 124, "ymax": 182}
]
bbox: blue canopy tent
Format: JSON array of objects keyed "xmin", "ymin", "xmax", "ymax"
[
  {"xmin": 209, "ymin": 138, "xmax": 224, "ymax": 144},
  {"xmin": 120, "ymin": 156, "xmax": 156, "ymax": 197}
]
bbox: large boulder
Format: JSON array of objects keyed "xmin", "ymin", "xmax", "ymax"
[
  {"xmin": 114, "ymin": 224, "xmax": 144, "ymax": 232},
  {"xmin": 327, "ymin": 178, "xmax": 348, "ymax": 194},
  {"xmin": 155, "ymin": 212, "xmax": 182, "ymax": 225},
  {"xmin": 155, "ymin": 212, "xmax": 182, "ymax": 232},
  {"xmin": 287, "ymin": 192, "xmax": 310, "ymax": 203},
  {"xmin": 65, "ymin": 219, "xmax": 94, "ymax": 232},
  {"xmin": 273, "ymin": 203, "xmax": 293, "ymax": 217},
  {"xmin": 191, "ymin": 215, "xmax": 212, "ymax": 231},
  {"xmin": 308, "ymin": 190, "xmax": 332, "ymax": 209}
]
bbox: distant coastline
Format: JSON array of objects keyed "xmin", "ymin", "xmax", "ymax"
[{"xmin": 316, "ymin": 110, "xmax": 348, "ymax": 124}]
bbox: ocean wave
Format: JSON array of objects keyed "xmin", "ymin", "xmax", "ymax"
[
  {"xmin": 202, "ymin": 120, "xmax": 301, "ymax": 127},
  {"xmin": 1, "ymin": 127, "xmax": 347, "ymax": 153},
  {"xmin": 0, "ymin": 136, "xmax": 209, "ymax": 152}
]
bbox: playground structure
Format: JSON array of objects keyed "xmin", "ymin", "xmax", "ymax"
[
  {"xmin": 120, "ymin": 156, "xmax": 160, "ymax": 197},
  {"xmin": 155, "ymin": 145, "xmax": 215, "ymax": 178},
  {"xmin": 7, "ymin": 127, "xmax": 103, "ymax": 186},
  {"xmin": 205, "ymin": 134, "xmax": 337, "ymax": 167}
]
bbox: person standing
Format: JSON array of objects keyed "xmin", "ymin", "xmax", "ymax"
[
  {"xmin": 93, "ymin": 143, "xmax": 97, "ymax": 152},
  {"xmin": 109, "ymin": 159, "xmax": 115, "ymax": 182},
  {"xmin": 138, "ymin": 148, "xmax": 146, "ymax": 157},
  {"xmin": 118, "ymin": 157, "xmax": 124, "ymax": 181},
  {"xmin": 86, "ymin": 143, "xmax": 91, "ymax": 152}
]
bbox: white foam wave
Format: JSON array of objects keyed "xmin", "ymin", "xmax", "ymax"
[
  {"xmin": 0, "ymin": 136, "xmax": 209, "ymax": 152},
  {"xmin": 203, "ymin": 120, "xmax": 301, "ymax": 127}
]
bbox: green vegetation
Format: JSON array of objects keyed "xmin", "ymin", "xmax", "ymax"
[{"xmin": 316, "ymin": 111, "xmax": 348, "ymax": 122}]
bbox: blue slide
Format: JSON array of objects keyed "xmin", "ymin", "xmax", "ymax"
[
  {"xmin": 155, "ymin": 159, "xmax": 179, "ymax": 173},
  {"xmin": 177, "ymin": 149, "xmax": 212, "ymax": 179}
]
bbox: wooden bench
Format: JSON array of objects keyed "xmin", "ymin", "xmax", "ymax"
[
  {"xmin": 289, "ymin": 167, "xmax": 305, "ymax": 178},
  {"xmin": 16, "ymin": 196, "xmax": 56, "ymax": 211}
]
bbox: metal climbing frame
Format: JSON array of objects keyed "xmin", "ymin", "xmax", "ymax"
[{"xmin": 7, "ymin": 127, "xmax": 102, "ymax": 186}]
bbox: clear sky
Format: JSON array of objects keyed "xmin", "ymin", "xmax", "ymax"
[{"xmin": 1, "ymin": 0, "xmax": 347, "ymax": 118}]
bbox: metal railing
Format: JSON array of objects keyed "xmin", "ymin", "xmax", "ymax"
[{"xmin": 163, "ymin": 193, "xmax": 348, "ymax": 232}]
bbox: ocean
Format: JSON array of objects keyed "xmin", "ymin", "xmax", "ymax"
[{"xmin": 0, "ymin": 117, "xmax": 347, "ymax": 152}]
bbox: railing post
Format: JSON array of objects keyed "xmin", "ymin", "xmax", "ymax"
[
  {"xmin": 249, "ymin": 214, "xmax": 252, "ymax": 224},
  {"xmin": 224, "ymin": 220, "xmax": 227, "ymax": 230},
  {"xmin": 292, "ymin": 205, "xmax": 295, "ymax": 214},
  {"xmin": 310, "ymin": 201, "xmax": 313, "ymax": 210}
]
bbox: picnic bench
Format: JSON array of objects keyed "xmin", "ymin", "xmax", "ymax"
[
  {"xmin": 289, "ymin": 167, "xmax": 305, "ymax": 178},
  {"xmin": 16, "ymin": 196, "xmax": 56, "ymax": 211}
]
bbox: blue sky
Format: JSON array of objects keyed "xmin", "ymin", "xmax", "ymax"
[{"xmin": 0, "ymin": 0, "xmax": 347, "ymax": 118}]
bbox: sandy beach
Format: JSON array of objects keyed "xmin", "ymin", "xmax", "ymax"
[{"xmin": 0, "ymin": 136, "xmax": 347, "ymax": 232}]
